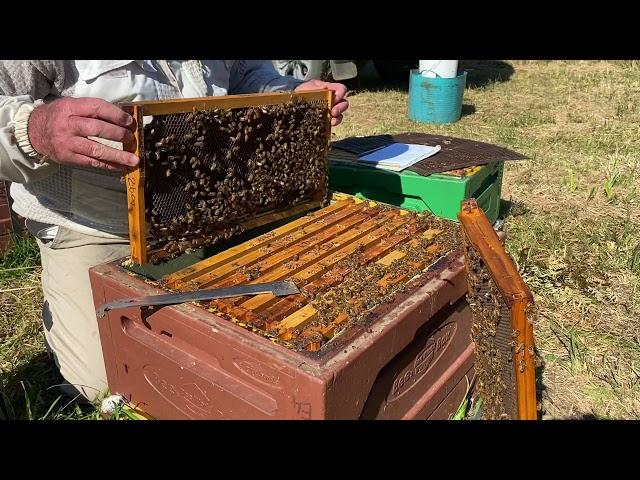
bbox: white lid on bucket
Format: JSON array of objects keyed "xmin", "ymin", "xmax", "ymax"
[{"xmin": 419, "ymin": 60, "xmax": 459, "ymax": 78}]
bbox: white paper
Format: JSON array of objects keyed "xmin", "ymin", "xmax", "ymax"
[{"xmin": 358, "ymin": 143, "xmax": 441, "ymax": 172}]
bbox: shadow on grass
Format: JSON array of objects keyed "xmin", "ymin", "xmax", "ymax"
[
  {"xmin": 461, "ymin": 104, "xmax": 476, "ymax": 117},
  {"xmin": 500, "ymin": 198, "xmax": 531, "ymax": 219},
  {"xmin": 346, "ymin": 61, "xmax": 411, "ymax": 94},
  {"xmin": 460, "ymin": 60, "xmax": 515, "ymax": 89},
  {"xmin": 535, "ymin": 345, "xmax": 547, "ymax": 420},
  {"xmin": 346, "ymin": 60, "xmax": 515, "ymax": 96},
  {"xmin": 1, "ymin": 351, "xmax": 93, "ymax": 420}
]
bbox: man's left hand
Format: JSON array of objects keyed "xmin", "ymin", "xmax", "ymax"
[{"xmin": 294, "ymin": 80, "xmax": 349, "ymax": 127}]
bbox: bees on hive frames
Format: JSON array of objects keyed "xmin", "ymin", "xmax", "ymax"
[{"xmin": 142, "ymin": 99, "xmax": 330, "ymax": 262}]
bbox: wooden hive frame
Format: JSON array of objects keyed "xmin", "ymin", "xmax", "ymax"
[
  {"xmin": 458, "ymin": 198, "xmax": 537, "ymax": 420},
  {"xmin": 160, "ymin": 195, "xmax": 454, "ymax": 352},
  {"xmin": 120, "ymin": 89, "xmax": 334, "ymax": 264}
]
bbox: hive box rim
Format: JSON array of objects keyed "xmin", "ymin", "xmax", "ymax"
[{"xmin": 91, "ymin": 246, "xmax": 467, "ymax": 373}]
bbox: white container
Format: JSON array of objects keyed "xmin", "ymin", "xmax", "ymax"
[{"xmin": 419, "ymin": 60, "xmax": 459, "ymax": 78}]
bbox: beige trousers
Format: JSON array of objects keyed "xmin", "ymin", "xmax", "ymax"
[{"xmin": 35, "ymin": 224, "xmax": 129, "ymax": 402}]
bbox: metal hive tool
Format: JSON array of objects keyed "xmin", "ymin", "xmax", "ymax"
[
  {"xmin": 121, "ymin": 90, "xmax": 334, "ymax": 265},
  {"xmin": 458, "ymin": 198, "xmax": 537, "ymax": 420}
]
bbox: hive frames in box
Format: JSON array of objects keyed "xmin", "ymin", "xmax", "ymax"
[
  {"xmin": 121, "ymin": 90, "xmax": 333, "ymax": 264},
  {"xmin": 162, "ymin": 198, "xmax": 460, "ymax": 353}
]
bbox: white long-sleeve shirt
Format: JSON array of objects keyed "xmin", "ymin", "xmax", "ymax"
[{"xmin": 0, "ymin": 60, "xmax": 303, "ymax": 237}]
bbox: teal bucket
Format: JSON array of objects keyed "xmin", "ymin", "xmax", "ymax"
[{"xmin": 408, "ymin": 70, "xmax": 467, "ymax": 124}]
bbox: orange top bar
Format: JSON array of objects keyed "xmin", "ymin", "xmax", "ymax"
[{"xmin": 458, "ymin": 199, "xmax": 533, "ymax": 307}]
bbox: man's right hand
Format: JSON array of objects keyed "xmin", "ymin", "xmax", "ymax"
[{"xmin": 28, "ymin": 97, "xmax": 139, "ymax": 171}]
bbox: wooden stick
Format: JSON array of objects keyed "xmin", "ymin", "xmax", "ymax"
[
  {"xmin": 278, "ymin": 304, "xmax": 318, "ymax": 336},
  {"xmin": 300, "ymin": 313, "xmax": 351, "ymax": 340},
  {"xmin": 376, "ymin": 250, "xmax": 407, "ymax": 267},
  {"xmin": 292, "ymin": 212, "xmax": 411, "ymax": 285},
  {"xmin": 163, "ymin": 199, "xmax": 351, "ymax": 288},
  {"xmin": 237, "ymin": 209, "xmax": 394, "ymax": 312},
  {"xmin": 121, "ymin": 90, "xmax": 332, "ymax": 116},
  {"xmin": 194, "ymin": 203, "xmax": 369, "ymax": 289},
  {"xmin": 237, "ymin": 210, "xmax": 404, "ymax": 313},
  {"xmin": 258, "ymin": 216, "xmax": 426, "ymax": 327},
  {"xmin": 123, "ymin": 105, "xmax": 147, "ymax": 264}
]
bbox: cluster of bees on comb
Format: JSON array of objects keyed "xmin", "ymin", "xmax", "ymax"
[
  {"xmin": 293, "ymin": 216, "xmax": 460, "ymax": 351},
  {"xmin": 143, "ymin": 99, "xmax": 330, "ymax": 262},
  {"xmin": 464, "ymin": 244, "xmax": 516, "ymax": 419}
]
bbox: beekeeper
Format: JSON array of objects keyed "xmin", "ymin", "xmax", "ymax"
[{"xmin": 0, "ymin": 60, "xmax": 348, "ymax": 401}]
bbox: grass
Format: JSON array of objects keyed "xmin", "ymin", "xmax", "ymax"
[
  {"xmin": 340, "ymin": 60, "xmax": 640, "ymax": 419},
  {"xmin": 1, "ymin": 60, "xmax": 639, "ymax": 419},
  {"xmin": 0, "ymin": 235, "xmax": 102, "ymax": 419}
]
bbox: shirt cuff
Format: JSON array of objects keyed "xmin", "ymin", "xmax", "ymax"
[{"xmin": 13, "ymin": 99, "xmax": 48, "ymax": 164}]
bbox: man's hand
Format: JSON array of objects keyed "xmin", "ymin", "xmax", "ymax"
[
  {"xmin": 294, "ymin": 80, "xmax": 349, "ymax": 127},
  {"xmin": 28, "ymin": 97, "xmax": 139, "ymax": 171}
]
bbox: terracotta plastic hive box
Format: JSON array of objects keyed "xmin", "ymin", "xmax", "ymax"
[
  {"xmin": 91, "ymin": 198, "xmax": 480, "ymax": 419},
  {"xmin": 91, "ymin": 256, "xmax": 475, "ymax": 419}
]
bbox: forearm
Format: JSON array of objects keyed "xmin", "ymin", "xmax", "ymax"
[
  {"xmin": 229, "ymin": 60, "xmax": 304, "ymax": 94},
  {"xmin": 0, "ymin": 61, "xmax": 66, "ymax": 183},
  {"xmin": 0, "ymin": 95, "xmax": 57, "ymax": 183}
]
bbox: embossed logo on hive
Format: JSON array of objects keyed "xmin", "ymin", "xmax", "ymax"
[
  {"xmin": 144, "ymin": 366, "xmax": 213, "ymax": 418},
  {"xmin": 233, "ymin": 358, "xmax": 281, "ymax": 388},
  {"xmin": 387, "ymin": 322, "xmax": 457, "ymax": 402}
]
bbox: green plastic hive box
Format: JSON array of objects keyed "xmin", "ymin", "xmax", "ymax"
[{"xmin": 328, "ymin": 162, "xmax": 504, "ymax": 224}]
